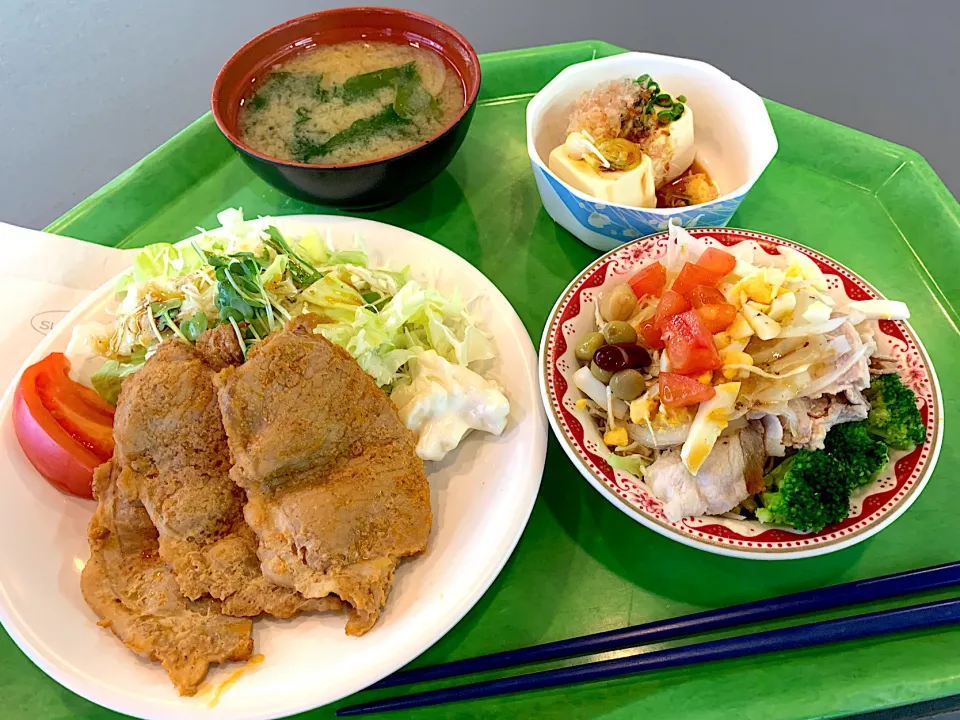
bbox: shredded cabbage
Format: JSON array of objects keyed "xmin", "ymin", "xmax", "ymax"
[{"xmin": 68, "ymin": 208, "xmax": 494, "ymax": 400}]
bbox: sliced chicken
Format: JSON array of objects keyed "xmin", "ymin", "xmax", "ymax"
[
  {"xmin": 753, "ymin": 390, "xmax": 868, "ymax": 451},
  {"xmin": 215, "ymin": 314, "xmax": 432, "ymax": 636},
  {"xmin": 113, "ymin": 338, "xmax": 337, "ymax": 618},
  {"xmin": 760, "ymin": 414, "xmax": 786, "ymax": 457},
  {"xmin": 81, "ymin": 460, "xmax": 254, "ymax": 696},
  {"xmin": 645, "ymin": 424, "xmax": 765, "ymax": 522},
  {"xmin": 800, "ymin": 322, "xmax": 875, "ymax": 398}
]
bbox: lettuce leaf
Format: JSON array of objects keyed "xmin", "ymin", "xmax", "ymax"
[
  {"xmin": 606, "ymin": 452, "xmax": 650, "ymax": 478},
  {"xmin": 91, "ymin": 355, "xmax": 146, "ymax": 404},
  {"xmin": 308, "ymin": 278, "xmax": 493, "ymax": 387},
  {"xmin": 115, "ymin": 243, "xmax": 204, "ymax": 293}
]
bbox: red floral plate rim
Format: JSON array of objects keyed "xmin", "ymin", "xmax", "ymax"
[{"xmin": 538, "ymin": 228, "xmax": 943, "ymax": 559}]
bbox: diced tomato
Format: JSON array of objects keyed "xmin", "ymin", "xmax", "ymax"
[
  {"xmin": 671, "ymin": 262, "xmax": 723, "ymax": 298},
  {"xmin": 659, "ymin": 372, "xmax": 717, "ymax": 408},
  {"xmin": 662, "ymin": 310, "xmax": 723, "ymax": 375},
  {"xmin": 654, "ymin": 290, "xmax": 692, "ymax": 330},
  {"xmin": 690, "ymin": 285, "xmax": 727, "ymax": 308},
  {"xmin": 639, "ymin": 319, "xmax": 665, "ymax": 349},
  {"xmin": 697, "ymin": 303, "xmax": 737, "ymax": 333},
  {"xmin": 697, "ymin": 247, "xmax": 737, "ymax": 278},
  {"xmin": 12, "ymin": 353, "xmax": 115, "ymax": 499},
  {"xmin": 628, "ymin": 261, "xmax": 667, "ymax": 299}
]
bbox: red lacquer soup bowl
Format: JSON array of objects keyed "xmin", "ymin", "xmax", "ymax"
[{"xmin": 212, "ymin": 7, "xmax": 480, "ymax": 209}]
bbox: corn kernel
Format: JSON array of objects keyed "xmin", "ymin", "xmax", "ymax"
[
  {"xmin": 575, "ymin": 398, "xmax": 589, "ymax": 411},
  {"xmin": 603, "ymin": 427, "xmax": 629, "ymax": 447}
]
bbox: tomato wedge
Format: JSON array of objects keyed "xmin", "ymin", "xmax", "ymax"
[
  {"xmin": 662, "ymin": 310, "xmax": 723, "ymax": 375},
  {"xmin": 697, "ymin": 302, "xmax": 737, "ymax": 333},
  {"xmin": 639, "ymin": 319, "xmax": 665, "ymax": 349},
  {"xmin": 690, "ymin": 285, "xmax": 727, "ymax": 308},
  {"xmin": 671, "ymin": 262, "xmax": 723, "ymax": 298},
  {"xmin": 13, "ymin": 353, "xmax": 114, "ymax": 498},
  {"xmin": 654, "ymin": 290, "xmax": 692, "ymax": 330},
  {"xmin": 697, "ymin": 247, "xmax": 737, "ymax": 278},
  {"xmin": 660, "ymin": 372, "xmax": 717, "ymax": 408},
  {"xmin": 628, "ymin": 261, "xmax": 667, "ymax": 299}
]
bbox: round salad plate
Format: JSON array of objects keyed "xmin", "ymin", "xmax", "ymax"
[
  {"xmin": 540, "ymin": 227, "xmax": 942, "ymax": 560},
  {"xmin": 0, "ymin": 215, "xmax": 547, "ymax": 720}
]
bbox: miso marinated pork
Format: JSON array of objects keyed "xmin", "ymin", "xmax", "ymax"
[
  {"xmin": 214, "ymin": 314, "xmax": 432, "ymax": 635},
  {"xmin": 112, "ymin": 337, "xmax": 338, "ymax": 619},
  {"xmin": 81, "ymin": 460, "xmax": 254, "ymax": 696}
]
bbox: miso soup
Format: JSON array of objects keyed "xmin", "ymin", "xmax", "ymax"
[{"xmin": 238, "ymin": 41, "xmax": 464, "ymax": 165}]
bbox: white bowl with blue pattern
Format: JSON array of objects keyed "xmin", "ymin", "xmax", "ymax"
[{"xmin": 526, "ymin": 52, "xmax": 778, "ymax": 251}]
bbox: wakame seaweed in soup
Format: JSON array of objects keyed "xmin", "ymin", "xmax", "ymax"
[{"xmin": 239, "ymin": 41, "xmax": 464, "ymax": 165}]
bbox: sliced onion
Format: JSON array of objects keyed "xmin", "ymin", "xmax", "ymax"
[
  {"xmin": 627, "ymin": 421, "xmax": 692, "ymax": 449},
  {"xmin": 748, "ymin": 336, "xmax": 807, "ymax": 364},
  {"xmin": 724, "ymin": 363, "xmax": 811, "ymax": 380}
]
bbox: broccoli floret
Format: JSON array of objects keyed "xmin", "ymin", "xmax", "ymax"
[
  {"xmin": 756, "ymin": 450, "xmax": 850, "ymax": 532},
  {"xmin": 862, "ymin": 374, "xmax": 925, "ymax": 450},
  {"xmin": 823, "ymin": 421, "xmax": 889, "ymax": 491}
]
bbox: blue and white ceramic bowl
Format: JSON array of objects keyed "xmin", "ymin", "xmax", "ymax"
[{"xmin": 526, "ymin": 52, "xmax": 778, "ymax": 251}]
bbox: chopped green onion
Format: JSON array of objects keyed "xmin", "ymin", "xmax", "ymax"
[
  {"xmin": 654, "ymin": 93, "xmax": 673, "ymax": 107},
  {"xmin": 677, "ymin": 94, "xmax": 687, "ymax": 103}
]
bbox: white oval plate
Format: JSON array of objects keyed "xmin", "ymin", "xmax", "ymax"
[{"xmin": 0, "ymin": 216, "xmax": 547, "ymax": 719}]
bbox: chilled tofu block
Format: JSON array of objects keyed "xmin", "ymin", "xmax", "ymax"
[
  {"xmin": 548, "ymin": 146, "xmax": 657, "ymax": 208},
  {"xmin": 645, "ymin": 103, "xmax": 696, "ymax": 187}
]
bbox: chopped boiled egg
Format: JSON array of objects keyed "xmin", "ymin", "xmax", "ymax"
[
  {"xmin": 768, "ymin": 291, "xmax": 796, "ymax": 322},
  {"xmin": 721, "ymin": 350, "xmax": 753, "ymax": 380},
  {"xmin": 728, "ymin": 268, "xmax": 786, "ymax": 306},
  {"xmin": 781, "ymin": 248, "xmax": 828, "ymax": 290},
  {"xmin": 714, "ymin": 331, "xmax": 748, "ymax": 353},
  {"xmin": 680, "ymin": 382, "xmax": 741, "ymax": 474},
  {"xmin": 847, "ymin": 299, "xmax": 910, "ymax": 321},
  {"xmin": 741, "ymin": 303, "xmax": 781, "ymax": 340},
  {"xmin": 603, "ymin": 426, "xmax": 630, "ymax": 447},
  {"xmin": 801, "ymin": 300, "xmax": 832, "ymax": 325},
  {"xmin": 728, "ymin": 312, "xmax": 755, "ymax": 340},
  {"xmin": 713, "ymin": 332, "xmax": 733, "ymax": 351},
  {"xmin": 630, "ymin": 396, "xmax": 658, "ymax": 425},
  {"xmin": 746, "ymin": 299, "xmax": 771, "ymax": 314},
  {"xmin": 695, "ymin": 371, "xmax": 713, "ymax": 385}
]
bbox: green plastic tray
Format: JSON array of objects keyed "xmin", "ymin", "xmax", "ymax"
[{"xmin": 6, "ymin": 40, "xmax": 960, "ymax": 720}]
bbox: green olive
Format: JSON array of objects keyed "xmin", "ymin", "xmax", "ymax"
[
  {"xmin": 609, "ymin": 369, "xmax": 646, "ymax": 401},
  {"xmin": 603, "ymin": 320, "xmax": 638, "ymax": 346},
  {"xmin": 590, "ymin": 361, "xmax": 613, "ymax": 383},
  {"xmin": 575, "ymin": 332, "xmax": 605, "ymax": 363},
  {"xmin": 599, "ymin": 284, "xmax": 638, "ymax": 322}
]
